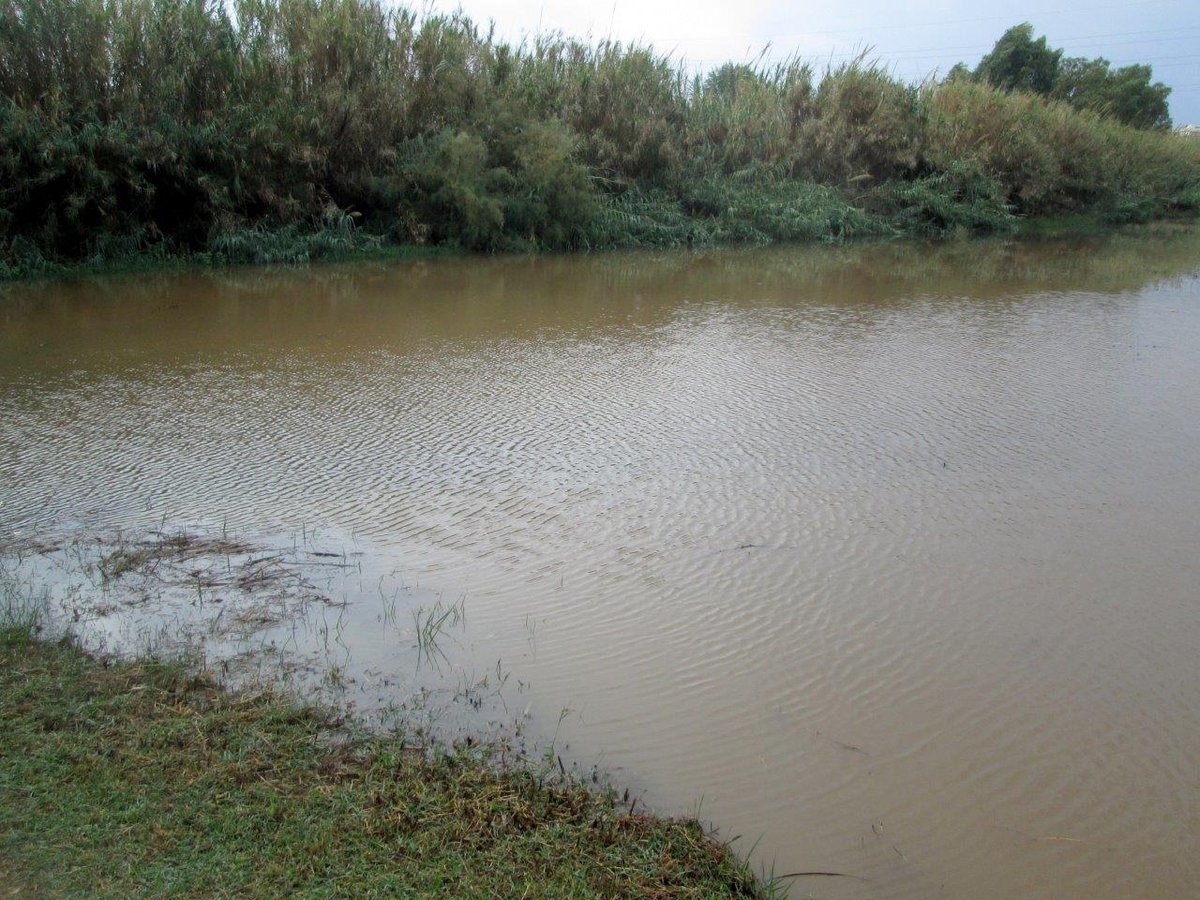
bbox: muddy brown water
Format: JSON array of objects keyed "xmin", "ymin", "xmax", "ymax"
[{"xmin": 2, "ymin": 233, "xmax": 1199, "ymax": 898}]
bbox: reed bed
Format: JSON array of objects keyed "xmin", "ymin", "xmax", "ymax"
[{"xmin": 2, "ymin": 0, "xmax": 1198, "ymax": 277}]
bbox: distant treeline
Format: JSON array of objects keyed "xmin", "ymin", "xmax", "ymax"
[
  {"xmin": 948, "ymin": 23, "xmax": 1174, "ymax": 131},
  {"xmin": 2, "ymin": 0, "xmax": 1199, "ymax": 277}
]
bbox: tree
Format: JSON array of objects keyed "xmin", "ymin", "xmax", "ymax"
[
  {"xmin": 1054, "ymin": 57, "xmax": 1171, "ymax": 130},
  {"xmin": 976, "ymin": 23, "xmax": 1062, "ymax": 95},
  {"xmin": 957, "ymin": 24, "xmax": 1172, "ymax": 130}
]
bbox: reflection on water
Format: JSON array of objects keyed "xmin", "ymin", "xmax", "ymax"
[{"xmin": 3, "ymin": 231, "xmax": 1200, "ymax": 898}]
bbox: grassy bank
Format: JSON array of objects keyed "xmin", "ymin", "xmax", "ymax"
[
  {"xmin": 0, "ymin": 623, "xmax": 771, "ymax": 897},
  {"xmin": 3, "ymin": 0, "xmax": 1200, "ymax": 279}
]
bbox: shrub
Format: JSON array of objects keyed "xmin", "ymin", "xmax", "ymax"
[{"xmin": 1, "ymin": 0, "xmax": 1197, "ymax": 273}]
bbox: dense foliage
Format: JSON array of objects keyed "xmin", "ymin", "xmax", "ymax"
[
  {"xmin": 975, "ymin": 23, "xmax": 1063, "ymax": 96},
  {"xmin": 2, "ymin": 0, "xmax": 1198, "ymax": 276},
  {"xmin": 1054, "ymin": 57, "xmax": 1172, "ymax": 131},
  {"xmin": 966, "ymin": 23, "xmax": 1173, "ymax": 130}
]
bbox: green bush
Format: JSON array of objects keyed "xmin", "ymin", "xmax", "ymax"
[
  {"xmin": 1, "ymin": 0, "xmax": 1197, "ymax": 275},
  {"xmin": 870, "ymin": 162, "xmax": 1015, "ymax": 236}
]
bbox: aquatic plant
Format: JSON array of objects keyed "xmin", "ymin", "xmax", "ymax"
[{"xmin": 1, "ymin": 0, "xmax": 1198, "ymax": 275}]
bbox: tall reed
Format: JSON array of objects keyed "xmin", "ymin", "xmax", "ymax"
[{"xmin": 2, "ymin": 0, "xmax": 1198, "ymax": 274}]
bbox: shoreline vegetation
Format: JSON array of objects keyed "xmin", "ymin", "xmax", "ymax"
[
  {"xmin": 3, "ymin": 0, "xmax": 1200, "ymax": 281},
  {"xmin": 0, "ymin": 591, "xmax": 777, "ymax": 897}
]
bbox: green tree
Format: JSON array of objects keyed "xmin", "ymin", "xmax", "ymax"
[
  {"xmin": 1054, "ymin": 57, "xmax": 1171, "ymax": 130},
  {"xmin": 976, "ymin": 23, "xmax": 1062, "ymax": 95}
]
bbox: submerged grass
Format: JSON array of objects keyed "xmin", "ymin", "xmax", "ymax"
[
  {"xmin": 2, "ymin": 0, "xmax": 1199, "ymax": 279},
  {"xmin": 0, "ymin": 621, "xmax": 773, "ymax": 898}
]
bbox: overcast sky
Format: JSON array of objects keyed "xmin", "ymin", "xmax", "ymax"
[{"xmin": 423, "ymin": 0, "xmax": 1200, "ymax": 126}]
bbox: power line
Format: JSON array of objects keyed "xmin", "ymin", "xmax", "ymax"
[
  {"xmin": 665, "ymin": 26, "xmax": 1200, "ymax": 70},
  {"xmin": 455, "ymin": 0, "xmax": 1199, "ymax": 47},
  {"xmin": 685, "ymin": 51, "xmax": 1200, "ymax": 70},
  {"xmin": 840, "ymin": 50, "xmax": 1200, "ymax": 67},
  {"xmin": 742, "ymin": 0, "xmax": 1192, "ymax": 39},
  {"xmin": 646, "ymin": 24, "xmax": 1200, "ymax": 53},
  {"xmin": 747, "ymin": 31, "xmax": 1200, "ymax": 66},
  {"xmin": 799, "ymin": 26, "xmax": 1200, "ymax": 58}
]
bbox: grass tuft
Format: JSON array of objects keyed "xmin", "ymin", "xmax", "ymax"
[{"xmin": 0, "ymin": 637, "xmax": 777, "ymax": 897}]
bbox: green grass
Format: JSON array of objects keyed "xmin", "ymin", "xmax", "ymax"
[{"xmin": 0, "ymin": 628, "xmax": 772, "ymax": 898}]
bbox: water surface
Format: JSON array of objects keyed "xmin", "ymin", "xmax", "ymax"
[{"xmin": 3, "ymin": 233, "xmax": 1199, "ymax": 898}]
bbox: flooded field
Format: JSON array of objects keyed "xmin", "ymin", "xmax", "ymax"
[{"xmin": 2, "ymin": 232, "xmax": 1199, "ymax": 898}]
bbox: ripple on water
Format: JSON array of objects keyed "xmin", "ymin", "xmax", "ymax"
[{"xmin": 3, "ymin": 238, "xmax": 1200, "ymax": 899}]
